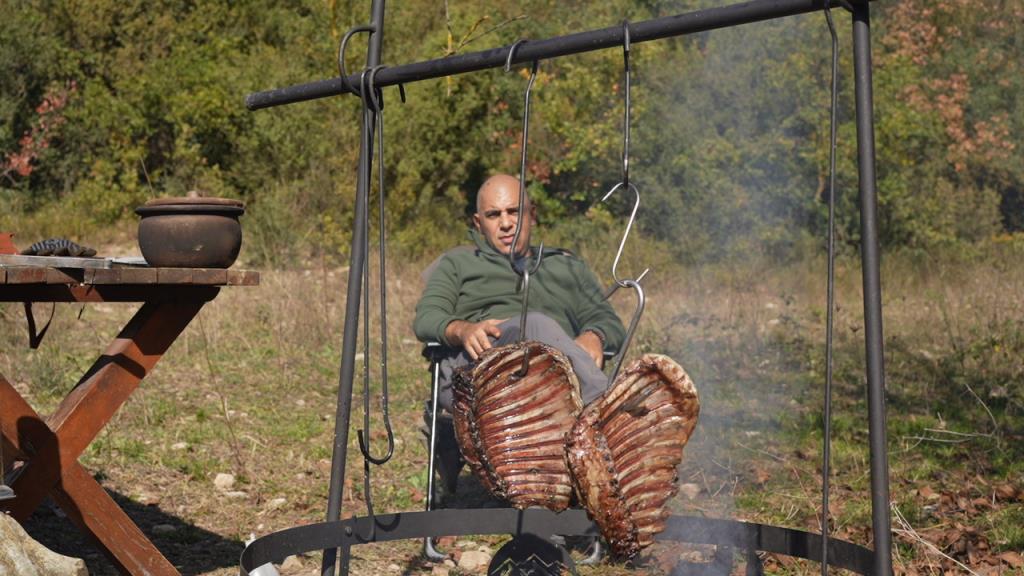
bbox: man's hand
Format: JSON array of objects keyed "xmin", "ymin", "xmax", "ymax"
[
  {"xmin": 445, "ymin": 318, "xmax": 508, "ymax": 360},
  {"xmin": 575, "ymin": 331, "xmax": 605, "ymax": 368}
]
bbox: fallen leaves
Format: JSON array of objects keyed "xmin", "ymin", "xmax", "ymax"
[
  {"xmin": 994, "ymin": 482, "xmax": 1020, "ymax": 502},
  {"xmin": 899, "ymin": 478, "xmax": 1024, "ymax": 574}
]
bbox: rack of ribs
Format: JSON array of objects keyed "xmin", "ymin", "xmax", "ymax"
[
  {"xmin": 452, "ymin": 342, "xmax": 583, "ymax": 511},
  {"xmin": 566, "ymin": 354, "xmax": 700, "ymax": 558},
  {"xmin": 452, "ymin": 345, "xmax": 700, "ymax": 558}
]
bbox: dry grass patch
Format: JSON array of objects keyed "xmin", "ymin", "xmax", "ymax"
[{"xmin": 2, "ymin": 245, "xmax": 1021, "ymax": 574}]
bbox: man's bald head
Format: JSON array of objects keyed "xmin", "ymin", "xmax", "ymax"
[
  {"xmin": 473, "ymin": 173, "xmax": 536, "ymax": 255},
  {"xmin": 476, "ymin": 174, "xmax": 528, "ymax": 213}
]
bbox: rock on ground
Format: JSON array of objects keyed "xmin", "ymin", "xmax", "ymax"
[
  {"xmin": 213, "ymin": 472, "xmax": 236, "ymax": 491},
  {"xmin": 0, "ymin": 512, "xmax": 89, "ymax": 575},
  {"xmin": 457, "ymin": 549, "xmax": 491, "ymax": 572}
]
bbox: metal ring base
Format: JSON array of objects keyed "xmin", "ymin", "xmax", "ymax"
[{"xmin": 239, "ymin": 509, "xmax": 873, "ymax": 575}]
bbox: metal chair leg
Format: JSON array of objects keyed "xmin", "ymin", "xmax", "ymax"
[
  {"xmin": 578, "ymin": 537, "xmax": 603, "ymax": 565},
  {"xmin": 423, "ymin": 355, "xmax": 447, "ymax": 561}
]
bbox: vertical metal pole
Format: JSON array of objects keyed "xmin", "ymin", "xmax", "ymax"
[
  {"xmin": 322, "ymin": 2, "xmax": 386, "ymax": 575},
  {"xmin": 851, "ymin": 3, "xmax": 893, "ymax": 574}
]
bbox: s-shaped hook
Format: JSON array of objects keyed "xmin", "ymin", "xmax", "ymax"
[{"xmin": 505, "ymin": 40, "xmax": 546, "ymax": 377}]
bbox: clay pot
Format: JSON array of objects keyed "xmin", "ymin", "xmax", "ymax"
[{"xmin": 135, "ymin": 197, "xmax": 244, "ymax": 268}]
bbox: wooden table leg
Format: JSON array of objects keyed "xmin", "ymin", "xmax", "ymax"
[
  {"xmin": 1, "ymin": 378, "xmax": 179, "ymax": 574},
  {"xmin": 0, "ymin": 373, "xmax": 43, "ymax": 481},
  {"xmin": 0, "ymin": 297, "xmax": 208, "ymax": 575},
  {"xmin": 54, "ymin": 464, "xmax": 180, "ymax": 575},
  {"xmin": 6, "ymin": 298, "xmax": 205, "ymax": 519}
]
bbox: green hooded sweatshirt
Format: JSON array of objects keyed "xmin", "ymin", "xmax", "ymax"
[{"xmin": 413, "ymin": 229, "xmax": 626, "ymax": 353}]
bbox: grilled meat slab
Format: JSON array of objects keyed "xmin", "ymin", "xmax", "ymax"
[
  {"xmin": 566, "ymin": 354, "xmax": 700, "ymax": 558},
  {"xmin": 452, "ymin": 341, "xmax": 583, "ymax": 511}
]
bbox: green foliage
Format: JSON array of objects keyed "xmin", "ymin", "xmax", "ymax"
[{"xmin": 1, "ymin": 0, "xmax": 1020, "ymax": 263}]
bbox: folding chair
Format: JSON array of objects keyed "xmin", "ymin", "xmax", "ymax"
[{"xmin": 420, "ymin": 341, "xmax": 609, "ymax": 564}]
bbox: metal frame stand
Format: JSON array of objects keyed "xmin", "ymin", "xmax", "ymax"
[
  {"xmin": 318, "ymin": 1, "xmax": 386, "ymax": 575},
  {"xmin": 242, "ymin": 1, "xmax": 892, "ymax": 574},
  {"xmin": 852, "ymin": 3, "xmax": 893, "ymax": 573}
]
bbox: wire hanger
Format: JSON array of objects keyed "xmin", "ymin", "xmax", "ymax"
[
  {"xmin": 336, "ymin": 51, "xmax": 403, "ymax": 542},
  {"xmin": 601, "ymin": 22, "xmax": 649, "ymax": 386},
  {"xmin": 355, "ymin": 65, "xmax": 395, "ymax": 468},
  {"xmin": 505, "ymin": 40, "xmax": 545, "ymax": 377},
  {"xmin": 820, "ymin": 3, "xmax": 840, "ymax": 573}
]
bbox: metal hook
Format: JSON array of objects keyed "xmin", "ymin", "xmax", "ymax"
[
  {"xmin": 338, "ymin": 25, "xmax": 375, "ymax": 94},
  {"xmin": 820, "ymin": 4, "xmax": 841, "ymax": 573},
  {"xmin": 357, "ymin": 67, "xmax": 373, "ymax": 109},
  {"xmin": 356, "ymin": 64, "xmax": 395, "ymax": 467},
  {"xmin": 504, "ymin": 39, "xmax": 539, "ymax": 269},
  {"xmin": 361, "ymin": 64, "xmax": 408, "ymax": 111},
  {"xmin": 506, "ymin": 52, "xmax": 539, "ymax": 269},
  {"xmin": 504, "ymin": 39, "xmax": 528, "ymax": 72},
  {"xmin": 505, "ymin": 41, "xmax": 544, "ymax": 376},
  {"xmin": 606, "ymin": 278, "xmax": 645, "ymax": 388},
  {"xmin": 515, "ymin": 269, "xmax": 534, "ymax": 377},
  {"xmin": 507, "ymin": 57, "xmax": 538, "ymax": 270},
  {"xmin": 600, "ymin": 32, "xmax": 649, "ymax": 383},
  {"xmin": 621, "ymin": 21, "xmax": 631, "ymax": 187},
  {"xmin": 601, "ymin": 182, "xmax": 649, "ymax": 288},
  {"xmin": 365, "ymin": 65, "xmax": 386, "ymax": 113}
]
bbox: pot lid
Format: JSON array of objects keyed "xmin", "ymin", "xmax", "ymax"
[{"xmin": 142, "ymin": 197, "xmax": 244, "ymax": 208}]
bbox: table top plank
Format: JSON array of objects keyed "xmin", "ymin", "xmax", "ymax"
[
  {"xmin": 88, "ymin": 267, "xmax": 158, "ymax": 285},
  {"xmin": 228, "ymin": 269, "xmax": 260, "ymax": 286},
  {"xmin": 5, "ymin": 267, "xmax": 47, "ymax": 284},
  {"xmin": 0, "ymin": 254, "xmax": 112, "ymax": 269},
  {"xmin": 193, "ymin": 268, "xmax": 228, "ymax": 285},
  {"xmin": 45, "ymin": 268, "xmax": 86, "ymax": 284},
  {"xmin": 0, "ymin": 265, "xmax": 258, "ymax": 287},
  {"xmin": 157, "ymin": 267, "xmax": 194, "ymax": 284}
]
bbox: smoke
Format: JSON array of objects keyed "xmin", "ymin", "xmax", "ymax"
[{"xmin": 618, "ymin": 7, "xmax": 841, "ymax": 569}]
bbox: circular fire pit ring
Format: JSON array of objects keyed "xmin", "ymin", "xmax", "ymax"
[{"xmin": 239, "ymin": 509, "xmax": 874, "ymax": 575}]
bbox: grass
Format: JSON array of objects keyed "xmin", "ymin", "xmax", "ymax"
[{"xmin": 2, "ymin": 241, "xmax": 1022, "ymax": 575}]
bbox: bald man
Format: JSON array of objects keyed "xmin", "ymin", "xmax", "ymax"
[
  {"xmin": 414, "ymin": 174, "xmax": 626, "ymax": 498},
  {"xmin": 414, "ymin": 174, "xmax": 626, "ymax": 411}
]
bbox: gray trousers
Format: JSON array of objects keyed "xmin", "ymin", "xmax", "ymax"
[{"xmin": 435, "ymin": 312, "xmax": 609, "ymax": 412}]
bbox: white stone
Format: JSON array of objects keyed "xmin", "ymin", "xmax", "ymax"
[
  {"xmin": 387, "ymin": 563, "xmax": 401, "ymax": 571},
  {"xmin": 0, "ymin": 513, "xmax": 89, "ymax": 575},
  {"xmin": 431, "ymin": 566, "xmax": 451, "ymax": 576},
  {"xmin": 137, "ymin": 492, "xmax": 161, "ymax": 506},
  {"xmin": 679, "ymin": 482, "xmax": 701, "ymax": 500},
  {"xmin": 225, "ymin": 491, "xmax": 249, "ymax": 499},
  {"xmin": 457, "ymin": 550, "xmax": 491, "ymax": 571},
  {"xmin": 280, "ymin": 555, "xmax": 303, "ymax": 570},
  {"xmin": 213, "ymin": 472, "xmax": 236, "ymax": 491},
  {"xmin": 248, "ymin": 562, "xmax": 281, "ymax": 576},
  {"xmin": 170, "ymin": 442, "xmax": 188, "ymax": 450},
  {"xmin": 266, "ymin": 497, "xmax": 287, "ymax": 511}
]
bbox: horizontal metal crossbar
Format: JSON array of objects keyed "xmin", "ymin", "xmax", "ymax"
[
  {"xmin": 239, "ymin": 510, "xmax": 874, "ymax": 575},
  {"xmin": 245, "ymin": 0, "xmax": 869, "ymax": 110}
]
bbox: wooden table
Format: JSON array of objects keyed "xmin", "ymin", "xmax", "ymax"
[{"xmin": 0, "ymin": 264, "xmax": 259, "ymax": 575}]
